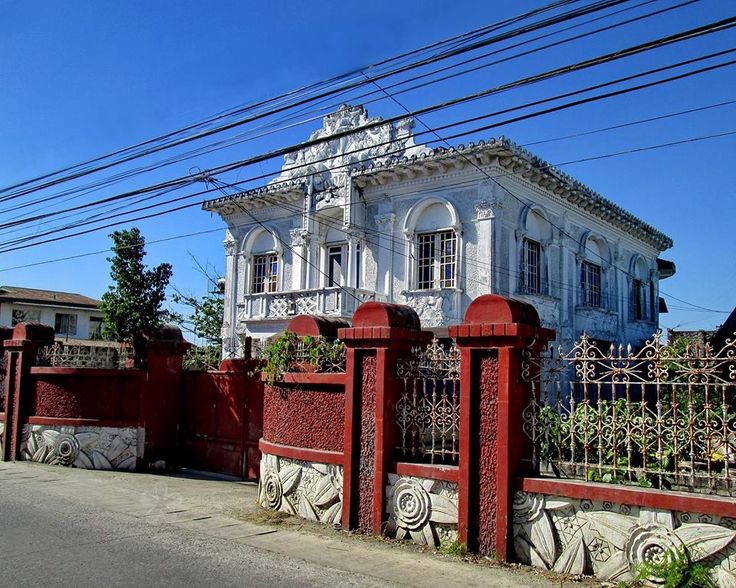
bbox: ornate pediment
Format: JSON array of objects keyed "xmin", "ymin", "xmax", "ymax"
[{"xmin": 271, "ymin": 105, "xmax": 430, "ymax": 195}]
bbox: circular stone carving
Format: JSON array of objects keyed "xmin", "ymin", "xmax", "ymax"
[
  {"xmin": 513, "ymin": 492, "xmax": 545, "ymax": 524},
  {"xmin": 53, "ymin": 433, "xmax": 80, "ymax": 466},
  {"xmin": 262, "ymin": 470, "xmax": 283, "ymax": 510},
  {"xmin": 625, "ymin": 524, "xmax": 685, "ymax": 584},
  {"xmin": 393, "ymin": 479, "xmax": 431, "ymax": 531}
]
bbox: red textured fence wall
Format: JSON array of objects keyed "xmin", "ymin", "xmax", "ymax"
[
  {"xmin": 262, "ymin": 374, "xmax": 345, "ymax": 453},
  {"xmin": 180, "ymin": 365, "xmax": 263, "ymax": 479},
  {"xmin": 27, "ymin": 367, "xmax": 144, "ymax": 424}
]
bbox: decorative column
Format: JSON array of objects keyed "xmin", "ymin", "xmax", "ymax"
[
  {"xmin": 474, "ymin": 200, "xmax": 495, "ymax": 293},
  {"xmin": 374, "ymin": 213, "xmax": 395, "ymax": 298},
  {"xmin": 449, "ymin": 295, "xmax": 554, "ymax": 559},
  {"xmin": 289, "ymin": 228, "xmax": 308, "ymax": 291},
  {"xmin": 338, "ymin": 302, "xmax": 431, "ymax": 534},
  {"xmin": 1, "ymin": 323, "xmax": 54, "ymax": 462},
  {"xmin": 223, "ymin": 235, "xmax": 239, "ymax": 357}
]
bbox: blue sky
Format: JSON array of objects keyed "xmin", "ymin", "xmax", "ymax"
[{"xmin": 0, "ymin": 0, "xmax": 734, "ymax": 333}]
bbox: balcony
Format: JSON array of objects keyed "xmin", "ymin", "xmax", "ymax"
[{"xmin": 238, "ymin": 287, "xmax": 386, "ymax": 322}]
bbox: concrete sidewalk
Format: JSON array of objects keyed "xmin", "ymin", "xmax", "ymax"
[{"xmin": 0, "ymin": 462, "xmax": 593, "ymax": 587}]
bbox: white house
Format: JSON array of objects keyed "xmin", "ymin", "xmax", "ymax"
[
  {"xmin": 0, "ymin": 286, "xmax": 104, "ymax": 341},
  {"xmin": 203, "ymin": 105, "xmax": 674, "ymax": 353}
]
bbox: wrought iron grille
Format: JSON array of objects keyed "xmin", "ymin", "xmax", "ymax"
[
  {"xmin": 522, "ymin": 332, "xmax": 736, "ymax": 496},
  {"xmin": 36, "ymin": 342, "xmax": 130, "ymax": 369},
  {"xmin": 396, "ymin": 338, "xmax": 461, "ymax": 464}
]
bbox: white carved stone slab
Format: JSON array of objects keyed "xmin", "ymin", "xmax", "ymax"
[
  {"xmin": 258, "ymin": 452, "xmax": 343, "ymax": 526},
  {"xmin": 512, "ymin": 491, "xmax": 736, "ymax": 586},
  {"xmin": 19, "ymin": 424, "xmax": 142, "ymax": 471},
  {"xmin": 384, "ymin": 473, "xmax": 459, "ymax": 547}
]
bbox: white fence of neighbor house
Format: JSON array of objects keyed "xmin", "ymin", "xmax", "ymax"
[
  {"xmin": 36, "ymin": 341, "xmax": 133, "ymax": 370},
  {"xmin": 522, "ymin": 331, "xmax": 736, "ymax": 496},
  {"xmin": 396, "ymin": 338, "xmax": 461, "ymax": 465}
]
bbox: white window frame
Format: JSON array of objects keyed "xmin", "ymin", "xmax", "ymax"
[
  {"xmin": 520, "ymin": 238, "xmax": 541, "ymax": 295},
  {"xmin": 251, "ymin": 252, "xmax": 279, "ymax": 294},
  {"xmin": 415, "ymin": 229, "xmax": 457, "ymax": 290}
]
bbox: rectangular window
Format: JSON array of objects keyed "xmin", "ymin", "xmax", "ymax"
[
  {"xmin": 520, "ymin": 239, "xmax": 541, "ymax": 294},
  {"xmin": 327, "ymin": 244, "xmax": 344, "ymax": 287},
  {"xmin": 11, "ymin": 308, "xmax": 41, "ymax": 326},
  {"xmin": 633, "ymin": 279, "xmax": 644, "ymax": 321},
  {"xmin": 252, "ymin": 253, "xmax": 278, "ymax": 294},
  {"xmin": 581, "ymin": 261, "xmax": 602, "ymax": 308},
  {"xmin": 417, "ymin": 230, "xmax": 456, "ymax": 290},
  {"xmin": 54, "ymin": 313, "xmax": 78, "ymax": 336},
  {"xmin": 89, "ymin": 316, "xmax": 104, "ymax": 338}
]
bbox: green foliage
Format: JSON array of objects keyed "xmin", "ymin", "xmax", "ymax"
[
  {"xmin": 263, "ymin": 332, "xmax": 346, "ymax": 384},
  {"xmin": 634, "ymin": 548, "xmax": 716, "ymax": 588},
  {"xmin": 99, "ymin": 227, "xmax": 172, "ymax": 364},
  {"xmin": 438, "ymin": 539, "xmax": 467, "ymax": 557},
  {"xmin": 263, "ymin": 331, "xmax": 300, "ymax": 384},
  {"xmin": 170, "ymin": 288, "xmax": 224, "ymax": 371}
]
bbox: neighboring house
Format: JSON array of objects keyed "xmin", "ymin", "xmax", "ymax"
[
  {"xmin": 203, "ymin": 104, "xmax": 675, "ymax": 353},
  {"xmin": 0, "ymin": 286, "xmax": 104, "ymax": 340}
]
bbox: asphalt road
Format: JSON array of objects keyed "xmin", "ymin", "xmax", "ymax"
[
  {"xmin": 0, "ymin": 471, "xmax": 386, "ymax": 587},
  {"xmin": 0, "ymin": 462, "xmax": 572, "ymax": 588}
]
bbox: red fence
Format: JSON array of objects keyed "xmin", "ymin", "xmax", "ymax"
[{"xmin": 0, "ymin": 323, "xmax": 263, "ymax": 478}]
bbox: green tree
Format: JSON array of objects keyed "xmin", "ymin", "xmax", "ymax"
[
  {"xmin": 170, "ymin": 289, "xmax": 224, "ymax": 370},
  {"xmin": 100, "ymin": 227, "xmax": 173, "ymax": 364}
]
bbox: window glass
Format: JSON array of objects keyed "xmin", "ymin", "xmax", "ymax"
[
  {"xmin": 54, "ymin": 313, "xmax": 78, "ymax": 336},
  {"xmin": 252, "ymin": 253, "xmax": 278, "ymax": 294},
  {"xmin": 327, "ymin": 244, "xmax": 344, "ymax": 287},
  {"xmin": 580, "ymin": 261, "xmax": 601, "ymax": 307},
  {"xmin": 417, "ymin": 230, "xmax": 456, "ymax": 290},
  {"xmin": 520, "ymin": 239, "xmax": 541, "ymax": 294}
]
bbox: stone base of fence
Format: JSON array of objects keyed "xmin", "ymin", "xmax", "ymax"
[{"xmin": 514, "ymin": 477, "xmax": 736, "ymax": 585}]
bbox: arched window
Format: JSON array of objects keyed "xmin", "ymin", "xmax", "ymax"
[
  {"xmin": 518, "ymin": 206, "xmax": 552, "ymax": 295},
  {"xmin": 404, "ymin": 198, "xmax": 461, "ymax": 291},
  {"xmin": 579, "ymin": 234, "xmax": 609, "ymax": 308},
  {"xmin": 242, "ymin": 227, "xmax": 280, "ymax": 294}
]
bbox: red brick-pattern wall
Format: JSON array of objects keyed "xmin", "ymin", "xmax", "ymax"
[
  {"xmin": 262, "ymin": 385, "xmax": 344, "ymax": 452},
  {"xmin": 356, "ymin": 353, "xmax": 377, "ymax": 532},
  {"xmin": 476, "ymin": 351, "xmax": 499, "ymax": 554}
]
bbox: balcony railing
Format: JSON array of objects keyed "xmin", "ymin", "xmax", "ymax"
[{"xmin": 238, "ymin": 287, "xmax": 386, "ymax": 321}]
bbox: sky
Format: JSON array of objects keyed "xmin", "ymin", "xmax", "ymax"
[{"xmin": 0, "ymin": 0, "xmax": 734, "ymax": 335}]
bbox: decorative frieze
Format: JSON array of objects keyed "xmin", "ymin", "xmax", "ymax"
[
  {"xmin": 512, "ymin": 491, "xmax": 736, "ymax": 586},
  {"xmin": 19, "ymin": 425, "xmax": 141, "ymax": 471},
  {"xmin": 258, "ymin": 453, "xmax": 343, "ymax": 526},
  {"xmin": 385, "ymin": 474, "xmax": 459, "ymax": 547}
]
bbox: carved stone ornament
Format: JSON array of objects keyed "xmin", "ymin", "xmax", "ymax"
[
  {"xmin": 272, "ymin": 105, "xmax": 430, "ymax": 193},
  {"xmin": 474, "ymin": 200, "xmax": 495, "ymax": 220},
  {"xmin": 512, "ymin": 491, "xmax": 736, "ymax": 586},
  {"xmin": 374, "ymin": 213, "xmax": 396, "ymax": 232},
  {"xmin": 20, "ymin": 425, "xmax": 140, "ymax": 471},
  {"xmin": 404, "ymin": 293, "xmax": 447, "ymax": 328},
  {"xmin": 258, "ymin": 453, "xmax": 343, "ymax": 526},
  {"xmin": 223, "ymin": 238, "xmax": 238, "ymax": 256},
  {"xmin": 289, "ymin": 228, "xmax": 308, "ymax": 247},
  {"xmin": 385, "ymin": 474, "xmax": 459, "ymax": 547}
]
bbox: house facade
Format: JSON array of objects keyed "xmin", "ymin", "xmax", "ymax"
[
  {"xmin": 203, "ymin": 105, "xmax": 674, "ymax": 353},
  {"xmin": 0, "ymin": 286, "xmax": 104, "ymax": 340}
]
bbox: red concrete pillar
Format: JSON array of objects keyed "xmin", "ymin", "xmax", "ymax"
[
  {"xmin": 141, "ymin": 325, "xmax": 189, "ymax": 468},
  {"xmin": 1, "ymin": 323, "xmax": 54, "ymax": 461},
  {"xmin": 338, "ymin": 302, "xmax": 431, "ymax": 534},
  {"xmin": 449, "ymin": 295, "xmax": 554, "ymax": 559}
]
